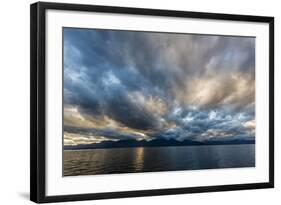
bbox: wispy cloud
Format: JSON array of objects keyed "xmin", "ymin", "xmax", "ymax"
[{"xmin": 63, "ymin": 28, "xmax": 255, "ymax": 145}]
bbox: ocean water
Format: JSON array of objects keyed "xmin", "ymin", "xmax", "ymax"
[{"xmin": 63, "ymin": 144, "xmax": 255, "ymax": 176}]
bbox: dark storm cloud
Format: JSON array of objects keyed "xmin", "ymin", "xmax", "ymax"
[
  {"xmin": 155, "ymin": 106, "xmax": 254, "ymax": 142},
  {"xmin": 63, "ymin": 28, "xmax": 255, "ymax": 144}
]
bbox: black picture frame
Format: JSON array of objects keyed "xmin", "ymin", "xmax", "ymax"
[{"xmin": 30, "ymin": 1, "xmax": 274, "ymax": 203}]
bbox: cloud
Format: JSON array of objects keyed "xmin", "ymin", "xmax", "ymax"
[
  {"xmin": 64, "ymin": 125, "xmax": 150, "ymax": 144},
  {"xmin": 64, "ymin": 132, "xmax": 111, "ymax": 146},
  {"xmin": 63, "ymin": 28, "xmax": 255, "ymax": 144},
  {"xmin": 181, "ymin": 72, "xmax": 255, "ymax": 109}
]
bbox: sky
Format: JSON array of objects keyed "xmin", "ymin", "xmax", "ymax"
[{"xmin": 63, "ymin": 28, "xmax": 255, "ymax": 146}]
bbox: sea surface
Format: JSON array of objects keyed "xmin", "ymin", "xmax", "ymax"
[{"xmin": 64, "ymin": 144, "xmax": 255, "ymax": 176}]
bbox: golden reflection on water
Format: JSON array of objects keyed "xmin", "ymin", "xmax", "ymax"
[{"xmin": 134, "ymin": 147, "xmax": 144, "ymax": 171}]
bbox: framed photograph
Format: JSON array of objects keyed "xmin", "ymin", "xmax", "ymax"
[{"xmin": 30, "ymin": 2, "xmax": 274, "ymax": 203}]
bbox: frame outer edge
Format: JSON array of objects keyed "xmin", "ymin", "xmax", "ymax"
[
  {"xmin": 30, "ymin": 2, "xmax": 39, "ymax": 203},
  {"xmin": 30, "ymin": 1, "xmax": 274, "ymax": 203},
  {"xmin": 30, "ymin": 2, "xmax": 47, "ymax": 203},
  {"xmin": 36, "ymin": 1, "xmax": 274, "ymax": 22},
  {"xmin": 269, "ymin": 17, "xmax": 274, "ymax": 187}
]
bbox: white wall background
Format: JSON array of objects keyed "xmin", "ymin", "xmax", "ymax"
[{"xmin": 0, "ymin": 0, "xmax": 279, "ymax": 204}]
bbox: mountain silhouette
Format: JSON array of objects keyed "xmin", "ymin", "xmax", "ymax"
[{"xmin": 64, "ymin": 138, "xmax": 255, "ymax": 150}]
